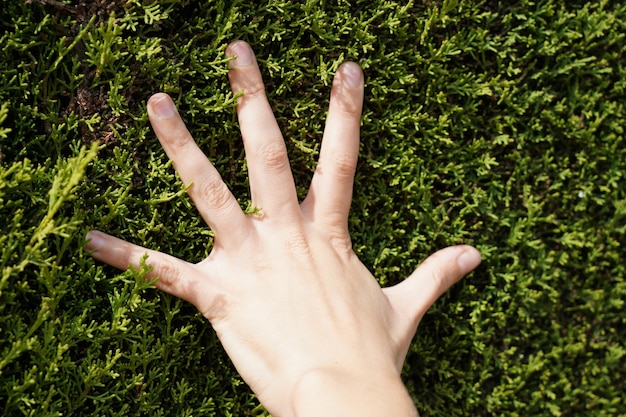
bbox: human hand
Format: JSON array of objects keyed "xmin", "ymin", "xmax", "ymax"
[{"xmin": 86, "ymin": 41, "xmax": 481, "ymax": 416}]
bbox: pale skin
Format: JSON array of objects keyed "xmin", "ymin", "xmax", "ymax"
[{"xmin": 86, "ymin": 41, "xmax": 482, "ymax": 417}]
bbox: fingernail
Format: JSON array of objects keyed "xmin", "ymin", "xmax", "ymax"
[
  {"xmin": 86, "ymin": 231, "xmax": 103, "ymax": 251},
  {"xmin": 457, "ymin": 247, "xmax": 482, "ymax": 272},
  {"xmin": 148, "ymin": 94, "xmax": 177, "ymax": 120},
  {"xmin": 228, "ymin": 41, "xmax": 255, "ymax": 67},
  {"xmin": 341, "ymin": 62, "xmax": 363, "ymax": 88}
]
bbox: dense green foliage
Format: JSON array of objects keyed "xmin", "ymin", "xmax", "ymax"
[{"xmin": 1, "ymin": 0, "xmax": 624, "ymax": 415}]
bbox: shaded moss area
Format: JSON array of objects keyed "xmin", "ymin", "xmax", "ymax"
[{"xmin": 1, "ymin": 0, "xmax": 624, "ymax": 415}]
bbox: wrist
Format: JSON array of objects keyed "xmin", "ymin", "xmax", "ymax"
[{"xmin": 289, "ymin": 367, "xmax": 418, "ymax": 417}]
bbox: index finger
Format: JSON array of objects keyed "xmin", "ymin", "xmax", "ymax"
[{"xmin": 301, "ymin": 62, "xmax": 364, "ymax": 233}]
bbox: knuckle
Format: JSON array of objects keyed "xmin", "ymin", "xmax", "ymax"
[
  {"xmin": 194, "ymin": 175, "xmax": 233, "ymax": 212},
  {"xmin": 243, "ymin": 79, "xmax": 266, "ymax": 100},
  {"xmin": 316, "ymin": 222, "xmax": 353, "ymax": 256},
  {"xmin": 231, "ymin": 70, "xmax": 266, "ymax": 102},
  {"xmin": 285, "ymin": 228, "xmax": 312, "ymax": 258},
  {"xmin": 430, "ymin": 268, "xmax": 447, "ymax": 294},
  {"xmin": 154, "ymin": 258, "xmax": 182, "ymax": 290},
  {"xmin": 330, "ymin": 152, "xmax": 357, "ymax": 179},
  {"xmin": 329, "ymin": 234, "xmax": 353, "ymax": 257},
  {"xmin": 425, "ymin": 257, "xmax": 450, "ymax": 295},
  {"xmin": 258, "ymin": 140, "xmax": 289, "ymax": 171}
]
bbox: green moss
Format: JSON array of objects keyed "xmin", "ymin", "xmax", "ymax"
[{"xmin": 1, "ymin": 0, "xmax": 624, "ymax": 415}]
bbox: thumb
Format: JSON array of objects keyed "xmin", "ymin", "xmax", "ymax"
[{"xmin": 385, "ymin": 245, "xmax": 481, "ymax": 335}]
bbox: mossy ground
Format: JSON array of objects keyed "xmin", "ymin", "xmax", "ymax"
[{"xmin": 1, "ymin": 1, "xmax": 624, "ymax": 415}]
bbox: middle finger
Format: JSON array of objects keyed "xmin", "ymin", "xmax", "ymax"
[{"xmin": 226, "ymin": 41, "xmax": 300, "ymax": 220}]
